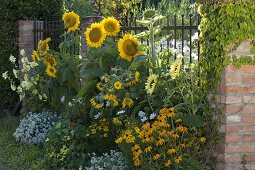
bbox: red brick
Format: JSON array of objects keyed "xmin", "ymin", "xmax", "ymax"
[
  {"xmin": 225, "ymin": 134, "xmax": 241, "ymax": 143},
  {"xmin": 225, "ymin": 104, "xmax": 243, "ymax": 114},
  {"xmin": 246, "ymin": 153, "xmax": 255, "ymax": 162},
  {"xmin": 225, "ymin": 145, "xmax": 255, "ymax": 153},
  {"xmin": 246, "ymin": 163, "xmax": 255, "ymax": 170},
  {"xmin": 243, "ymin": 95, "xmax": 255, "ymax": 103},
  {"xmin": 225, "ymin": 75, "xmax": 242, "ymax": 83},
  {"xmin": 225, "ymin": 125, "xmax": 255, "ymax": 133},
  {"xmin": 224, "ymin": 154, "xmax": 241, "ymax": 163},
  {"xmin": 242, "ymin": 134, "xmax": 255, "ymax": 143},
  {"xmin": 239, "ymin": 105, "xmax": 255, "ymax": 114},
  {"xmin": 242, "ymin": 115, "xmax": 255, "ymax": 123},
  {"xmin": 225, "ymin": 95, "xmax": 242, "ymax": 104},
  {"xmin": 224, "ymin": 166, "xmax": 242, "ymax": 170},
  {"xmin": 243, "ymin": 75, "xmax": 255, "ymax": 83},
  {"xmin": 221, "ymin": 85, "xmax": 243, "ymax": 93},
  {"xmin": 243, "ymin": 86, "xmax": 255, "ymax": 93},
  {"xmin": 226, "ymin": 65, "xmax": 255, "ymax": 74}
]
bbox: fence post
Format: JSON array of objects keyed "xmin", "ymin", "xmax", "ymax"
[
  {"xmin": 17, "ymin": 20, "xmax": 34, "ymax": 58},
  {"xmin": 217, "ymin": 39, "xmax": 255, "ymax": 170}
]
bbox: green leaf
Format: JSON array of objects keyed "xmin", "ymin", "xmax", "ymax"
[
  {"xmin": 55, "ymin": 121, "xmax": 62, "ymax": 129},
  {"xmin": 182, "ymin": 115, "xmax": 204, "ymax": 127},
  {"xmin": 58, "ymin": 68, "xmax": 73, "ymax": 85},
  {"xmin": 136, "ymin": 19, "xmax": 151, "ymax": 26},
  {"xmin": 76, "ymin": 78, "xmax": 97, "ymax": 98}
]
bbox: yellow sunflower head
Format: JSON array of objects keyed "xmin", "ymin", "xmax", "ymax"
[
  {"xmin": 145, "ymin": 74, "xmax": 158, "ymax": 95},
  {"xmin": 114, "ymin": 81, "xmax": 122, "ymax": 90},
  {"xmin": 118, "ymin": 34, "xmax": 142, "ymax": 62},
  {"xmin": 46, "ymin": 66, "xmax": 57, "ymax": 78},
  {"xmin": 85, "ymin": 23, "xmax": 106, "ymax": 48},
  {"xmin": 101, "ymin": 17, "xmax": 121, "ymax": 37},
  {"xmin": 170, "ymin": 59, "xmax": 182, "ymax": 79},
  {"xmin": 31, "ymin": 50, "xmax": 40, "ymax": 62},
  {"xmin": 62, "ymin": 11, "xmax": 80, "ymax": 32},
  {"xmin": 38, "ymin": 38, "xmax": 51, "ymax": 55},
  {"xmin": 44, "ymin": 56, "xmax": 57, "ymax": 67},
  {"xmin": 122, "ymin": 97, "xmax": 134, "ymax": 108}
]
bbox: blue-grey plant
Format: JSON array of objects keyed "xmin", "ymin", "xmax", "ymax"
[
  {"xmin": 13, "ymin": 111, "xmax": 59, "ymax": 144},
  {"xmin": 84, "ymin": 150, "xmax": 129, "ymax": 170}
]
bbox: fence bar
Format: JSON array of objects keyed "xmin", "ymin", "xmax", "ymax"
[
  {"xmin": 181, "ymin": 14, "xmax": 184, "ymax": 63},
  {"xmin": 174, "ymin": 15, "xmax": 177, "ymax": 59},
  {"xmin": 198, "ymin": 15, "xmax": 201, "ymax": 61},
  {"xmin": 166, "ymin": 15, "xmax": 170, "ymax": 51},
  {"xmin": 189, "ymin": 14, "xmax": 192, "ymax": 63}
]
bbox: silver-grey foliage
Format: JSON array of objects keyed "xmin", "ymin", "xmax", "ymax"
[{"xmin": 13, "ymin": 112, "xmax": 59, "ymax": 144}]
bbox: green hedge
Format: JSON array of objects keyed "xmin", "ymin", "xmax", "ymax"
[{"xmin": 0, "ymin": 0, "xmax": 63, "ymax": 111}]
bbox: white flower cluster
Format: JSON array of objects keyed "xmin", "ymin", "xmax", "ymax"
[
  {"xmin": 68, "ymin": 98, "xmax": 84, "ymax": 106},
  {"xmin": 138, "ymin": 111, "xmax": 156, "ymax": 123},
  {"xmin": 84, "ymin": 150, "xmax": 129, "ymax": 170},
  {"xmin": 13, "ymin": 111, "xmax": 59, "ymax": 144},
  {"xmin": 2, "ymin": 50, "xmax": 47, "ymax": 101}
]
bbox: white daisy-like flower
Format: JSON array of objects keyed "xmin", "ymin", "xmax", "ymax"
[
  {"xmin": 116, "ymin": 110, "xmax": 125, "ymax": 115},
  {"xmin": 94, "ymin": 112, "xmax": 102, "ymax": 119},
  {"xmin": 138, "ymin": 111, "xmax": 146, "ymax": 118},
  {"xmin": 141, "ymin": 116, "xmax": 148, "ymax": 122},
  {"xmin": 149, "ymin": 113, "xmax": 157, "ymax": 120}
]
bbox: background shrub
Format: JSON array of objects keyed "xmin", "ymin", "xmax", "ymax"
[{"xmin": 0, "ymin": 0, "xmax": 63, "ymax": 112}]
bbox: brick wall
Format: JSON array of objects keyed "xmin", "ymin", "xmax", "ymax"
[{"xmin": 217, "ymin": 41, "xmax": 255, "ymax": 170}]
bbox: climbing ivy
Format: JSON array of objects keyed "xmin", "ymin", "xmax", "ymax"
[{"xmin": 198, "ymin": 0, "xmax": 255, "ymax": 94}]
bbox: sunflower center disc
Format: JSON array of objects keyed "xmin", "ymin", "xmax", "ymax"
[
  {"xmin": 105, "ymin": 22, "xmax": 115, "ymax": 32},
  {"xmin": 46, "ymin": 58, "xmax": 54, "ymax": 66},
  {"xmin": 123, "ymin": 39, "xmax": 137, "ymax": 56},
  {"xmin": 50, "ymin": 68, "xmax": 55, "ymax": 73},
  {"xmin": 89, "ymin": 28, "xmax": 102, "ymax": 42},
  {"xmin": 66, "ymin": 17, "xmax": 76, "ymax": 28}
]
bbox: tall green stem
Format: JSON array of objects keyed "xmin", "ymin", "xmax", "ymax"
[{"xmin": 149, "ymin": 22, "xmax": 156, "ymax": 74}]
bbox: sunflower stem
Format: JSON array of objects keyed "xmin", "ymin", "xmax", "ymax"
[{"xmin": 149, "ymin": 22, "xmax": 156, "ymax": 74}]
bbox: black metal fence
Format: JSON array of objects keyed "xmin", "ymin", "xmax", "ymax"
[
  {"xmin": 33, "ymin": 14, "xmax": 201, "ymax": 62},
  {"xmin": 33, "ymin": 20, "xmax": 65, "ymax": 52},
  {"xmin": 121, "ymin": 14, "xmax": 201, "ymax": 63}
]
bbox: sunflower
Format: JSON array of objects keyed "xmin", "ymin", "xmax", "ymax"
[
  {"xmin": 38, "ymin": 38, "xmax": 51, "ymax": 55},
  {"xmin": 96, "ymin": 82, "xmax": 104, "ymax": 91},
  {"xmin": 134, "ymin": 71, "xmax": 140, "ymax": 82},
  {"xmin": 127, "ymin": 71, "xmax": 140, "ymax": 87},
  {"xmin": 122, "ymin": 97, "xmax": 134, "ymax": 108},
  {"xmin": 170, "ymin": 59, "xmax": 182, "ymax": 79},
  {"xmin": 62, "ymin": 11, "xmax": 80, "ymax": 32},
  {"xmin": 101, "ymin": 17, "xmax": 120, "ymax": 36},
  {"xmin": 46, "ymin": 66, "xmax": 57, "ymax": 78},
  {"xmin": 90, "ymin": 98, "xmax": 101, "ymax": 109},
  {"xmin": 118, "ymin": 34, "xmax": 142, "ymax": 62},
  {"xmin": 114, "ymin": 81, "xmax": 122, "ymax": 90},
  {"xmin": 112, "ymin": 117, "xmax": 122, "ymax": 126},
  {"xmin": 145, "ymin": 74, "xmax": 158, "ymax": 95},
  {"xmin": 85, "ymin": 23, "xmax": 106, "ymax": 48},
  {"xmin": 31, "ymin": 50, "xmax": 40, "ymax": 62},
  {"xmin": 104, "ymin": 94, "xmax": 118, "ymax": 107},
  {"xmin": 44, "ymin": 56, "xmax": 56, "ymax": 67}
]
